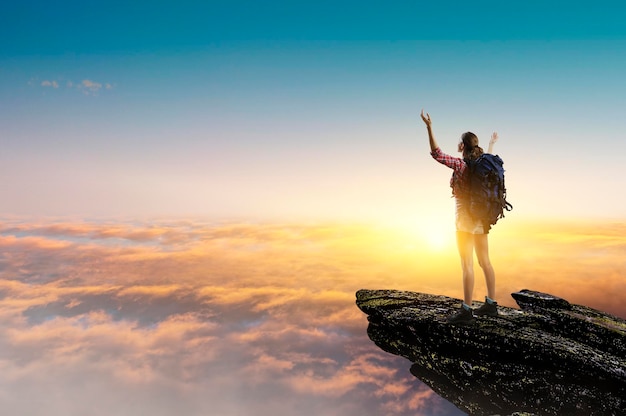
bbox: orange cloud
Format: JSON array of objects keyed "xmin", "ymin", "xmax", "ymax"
[{"xmin": 0, "ymin": 217, "xmax": 623, "ymax": 415}]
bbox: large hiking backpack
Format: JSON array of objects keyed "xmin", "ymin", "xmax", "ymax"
[{"xmin": 466, "ymin": 154, "xmax": 513, "ymax": 229}]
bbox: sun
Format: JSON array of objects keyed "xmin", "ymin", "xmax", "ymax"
[
  {"xmin": 384, "ymin": 216, "xmax": 455, "ymax": 252},
  {"xmin": 417, "ymin": 219, "xmax": 455, "ymax": 251},
  {"xmin": 423, "ymin": 229, "xmax": 449, "ymax": 251}
]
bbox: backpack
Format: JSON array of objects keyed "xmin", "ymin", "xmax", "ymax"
[{"xmin": 465, "ymin": 154, "xmax": 513, "ymax": 229}]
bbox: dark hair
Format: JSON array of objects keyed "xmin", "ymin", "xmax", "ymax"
[{"xmin": 461, "ymin": 132, "xmax": 483, "ymax": 161}]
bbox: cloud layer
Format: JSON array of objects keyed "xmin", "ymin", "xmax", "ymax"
[
  {"xmin": 0, "ymin": 218, "xmax": 624, "ymax": 415},
  {"xmin": 0, "ymin": 220, "xmax": 463, "ymax": 416}
]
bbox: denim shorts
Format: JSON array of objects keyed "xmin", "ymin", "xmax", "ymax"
[{"xmin": 455, "ymin": 199, "xmax": 487, "ymax": 234}]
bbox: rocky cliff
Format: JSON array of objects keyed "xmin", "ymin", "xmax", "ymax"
[{"xmin": 355, "ymin": 289, "xmax": 626, "ymax": 416}]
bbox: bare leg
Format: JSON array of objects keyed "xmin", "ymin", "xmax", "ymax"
[
  {"xmin": 456, "ymin": 231, "xmax": 475, "ymax": 306},
  {"xmin": 474, "ymin": 233, "xmax": 495, "ymax": 300}
]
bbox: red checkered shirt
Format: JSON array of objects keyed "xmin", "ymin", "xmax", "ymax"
[{"xmin": 430, "ymin": 147, "xmax": 469, "ymax": 198}]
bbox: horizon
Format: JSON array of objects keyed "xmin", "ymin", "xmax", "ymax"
[{"xmin": 2, "ymin": 214, "xmax": 624, "ymax": 314}]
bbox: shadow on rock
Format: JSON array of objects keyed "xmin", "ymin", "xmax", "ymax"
[{"xmin": 355, "ymin": 289, "xmax": 626, "ymax": 416}]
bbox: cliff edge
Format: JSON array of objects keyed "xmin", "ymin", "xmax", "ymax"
[{"xmin": 355, "ymin": 289, "xmax": 626, "ymax": 416}]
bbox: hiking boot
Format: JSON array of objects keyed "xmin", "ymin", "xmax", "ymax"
[
  {"xmin": 447, "ymin": 305, "xmax": 475, "ymax": 324},
  {"xmin": 474, "ymin": 299, "xmax": 498, "ymax": 317}
]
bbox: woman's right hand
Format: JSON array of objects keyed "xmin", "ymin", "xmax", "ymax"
[{"xmin": 420, "ymin": 109, "xmax": 432, "ymax": 128}]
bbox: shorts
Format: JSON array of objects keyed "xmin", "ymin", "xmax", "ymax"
[{"xmin": 455, "ymin": 199, "xmax": 488, "ymax": 235}]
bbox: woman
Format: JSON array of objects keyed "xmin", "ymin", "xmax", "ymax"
[{"xmin": 420, "ymin": 109, "xmax": 499, "ymax": 324}]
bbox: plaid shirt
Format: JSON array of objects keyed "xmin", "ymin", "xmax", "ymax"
[{"xmin": 430, "ymin": 147, "xmax": 469, "ymax": 198}]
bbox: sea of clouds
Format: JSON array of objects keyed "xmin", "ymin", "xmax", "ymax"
[
  {"xmin": 0, "ymin": 219, "xmax": 464, "ymax": 416},
  {"xmin": 1, "ymin": 218, "xmax": 624, "ymax": 415}
]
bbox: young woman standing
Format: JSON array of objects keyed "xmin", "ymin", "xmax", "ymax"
[{"xmin": 421, "ymin": 109, "xmax": 499, "ymax": 324}]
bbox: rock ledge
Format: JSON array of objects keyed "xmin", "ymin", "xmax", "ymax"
[{"xmin": 356, "ymin": 289, "xmax": 626, "ymax": 416}]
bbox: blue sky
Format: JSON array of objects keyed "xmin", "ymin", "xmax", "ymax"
[
  {"xmin": 2, "ymin": 0, "xmax": 625, "ymax": 53},
  {"xmin": 1, "ymin": 1, "xmax": 626, "ymax": 221}
]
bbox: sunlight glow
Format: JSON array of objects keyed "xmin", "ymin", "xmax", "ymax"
[{"xmin": 383, "ymin": 216, "xmax": 456, "ymax": 253}]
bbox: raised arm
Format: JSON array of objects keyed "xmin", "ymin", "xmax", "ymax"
[
  {"xmin": 487, "ymin": 131, "xmax": 498, "ymax": 154},
  {"xmin": 421, "ymin": 109, "xmax": 439, "ymax": 151}
]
